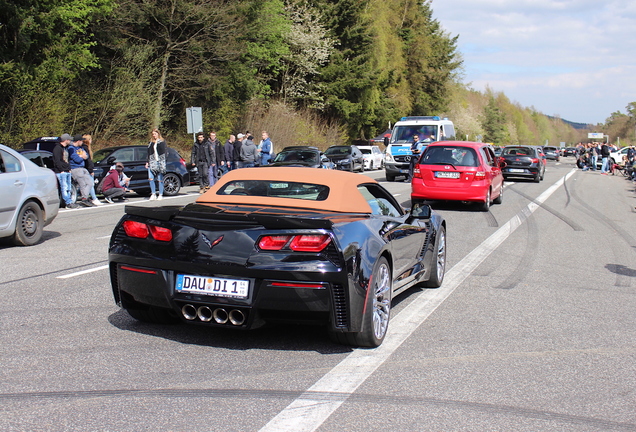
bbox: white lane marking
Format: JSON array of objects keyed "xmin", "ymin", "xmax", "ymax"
[
  {"xmin": 259, "ymin": 169, "xmax": 576, "ymax": 432},
  {"xmin": 56, "ymin": 265, "xmax": 109, "ymax": 279},
  {"xmin": 97, "ymin": 235, "xmax": 112, "ymax": 239}
]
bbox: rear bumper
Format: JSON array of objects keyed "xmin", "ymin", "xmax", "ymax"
[{"xmin": 411, "ymin": 181, "xmax": 489, "ymax": 202}]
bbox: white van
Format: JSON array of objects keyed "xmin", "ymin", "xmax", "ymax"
[{"xmin": 384, "ymin": 116, "xmax": 455, "ymax": 181}]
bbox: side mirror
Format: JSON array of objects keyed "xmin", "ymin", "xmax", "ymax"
[
  {"xmin": 410, "ymin": 203, "xmax": 431, "ymax": 218},
  {"xmin": 106, "ymin": 156, "xmax": 116, "ymax": 165},
  {"xmin": 384, "ymin": 136, "xmax": 389, "ymax": 147}
]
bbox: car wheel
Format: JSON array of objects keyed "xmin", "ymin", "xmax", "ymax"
[
  {"xmin": 422, "ymin": 226, "xmax": 446, "ymax": 288},
  {"xmin": 540, "ymin": 168, "xmax": 545, "ymax": 181},
  {"xmin": 330, "ymin": 256, "xmax": 392, "ymax": 347},
  {"xmin": 126, "ymin": 306, "xmax": 180, "ymax": 324},
  {"xmin": 13, "ymin": 201, "xmax": 44, "ymax": 246},
  {"xmin": 534, "ymin": 173, "xmax": 541, "ymax": 183},
  {"xmin": 163, "ymin": 173, "xmax": 181, "ymax": 196},
  {"xmin": 493, "ymin": 184, "xmax": 503, "ymax": 204},
  {"xmin": 69, "ymin": 181, "xmax": 78, "ymax": 204},
  {"xmin": 479, "ymin": 189, "xmax": 491, "ymax": 212}
]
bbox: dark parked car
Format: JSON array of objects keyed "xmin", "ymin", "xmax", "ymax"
[
  {"xmin": 16, "ymin": 148, "xmax": 79, "ymax": 206},
  {"xmin": 563, "ymin": 147, "xmax": 577, "ymax": 157},
  {"xmin": 500, "ymin": 145, "xmax": 546, "ymax": 182},
  {"xmin": 543, "ymin": 146, "xmax": 560, "ymax": 161},
  {"xmin": 92, "ymin": 145, "xmax": 189, "ymax": 196},
  {"xmin": 108, "ymin": 167, "xmax": 446, "ymax": 347},
  {"xmin": 269, "ymin": 146, "xmax": 334, "ymax": 169},
  {"xmin": 323, "ymin": 145, "xmax": 364, "ymax": 172}
]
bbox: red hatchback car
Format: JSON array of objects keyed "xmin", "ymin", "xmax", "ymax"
[{"xmin": 411, "ymin": 141, "xmax": 505, "ymax": 211}]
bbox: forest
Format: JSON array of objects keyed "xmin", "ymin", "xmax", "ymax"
[{"xmin": 1, "ymin": 0, "xmax": 632, "ymax": 153}]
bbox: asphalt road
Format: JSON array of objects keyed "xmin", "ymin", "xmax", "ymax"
[{"xmin": 1, "ymin": 158, "xmax": 635, "ymax": 431}]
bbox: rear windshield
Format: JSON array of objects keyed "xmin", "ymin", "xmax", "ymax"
[
  {"xmin": 420, "ymin": 146, "xmax": 480, "ymax": 167},
  {"xmin": 273, "ymin": 150, "xmax": 319, "ymax": 164},
  {"xmin": 217, "ymin": 180, "xmax": 329, "ymax": 201},
  {"xmin": 502, "ymin": 147, "xmax": 532, "ymax": 156},
  {"xmin": 324, "ymin": 146, "xmax": 351, "ymax": 155}
]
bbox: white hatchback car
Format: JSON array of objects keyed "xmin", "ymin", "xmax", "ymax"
[
  {"xmin": 357, "ymin": 145, "xmax": 384, "ymax": 170},
  {"xmin": 0, "ymin": 144, "xmax": 60, "ymax": 246}
]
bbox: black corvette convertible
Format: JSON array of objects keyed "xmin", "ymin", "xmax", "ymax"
[{"xmin": 108, "ymin": 167, "xmax": 446, "ymax": 347}]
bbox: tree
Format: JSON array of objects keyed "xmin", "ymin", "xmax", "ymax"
[
  {"xmin": 482, "ymin": 95, "xmax": 507, "ymax": 145},
  {"xmin": 109, "ymin": 0, "xmax": 239, "ymax": 130}
]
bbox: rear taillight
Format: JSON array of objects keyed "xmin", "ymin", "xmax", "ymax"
[
  {"xmin": 180, "ymin": 157, "xmax": 186, "ymax": 166},
  {"xmin": 290, "ymin": 234, "xmax": 331, "ymax": 252},
  {"xmin": 531, "ymin": 158, "xmax": 539, "ymax": 163},
  {"xmin": 258, "ymin": 234, "xmax": 331, "ymax": 252},
  {"xmin": 475, "ymin": 171, "xmax": 486, "ymax": 180},
  {"xmin": 122, "ymin": 220, "xmax": 173, "ymax": 242},
  {"xmin": 259, "ymin": 235, "xmax": 292, "ymax": 250},
  {"xmin": 413, "ymin": 166, "xmax": 422, "ymax": 179}
]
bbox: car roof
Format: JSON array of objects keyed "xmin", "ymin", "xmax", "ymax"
[
  {"xmin": 197, "ymin": 167, "xmax": 376, "ymax": 213},
  {"xmin": 281, "ymin": 146, "xmax": 319, "ymax": 151},
  {"xmin": 426, "ymin": 141, "xmax": 490, "ymax": 148}
]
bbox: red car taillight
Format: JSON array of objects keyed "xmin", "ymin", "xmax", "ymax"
[
  {"xmin": 180, "ymin": 157, "xmax": 187, "ymax": 166},
  {"xmin": 258, "ymin": 234, "xmax": 331, "ymax": 252},
  {"xmin": 531, "ymin": 158, "xmax": 539, "ymax": 163},
  {"xmin": 475, "ymin": 171, "xmax": 486, "ymax": 180},
  {"xmin": 122, "ymin": 220, "xmax": 173, "ymax": 242},
  {"xmin": 413, "ymin": 166, "xmax": 422, "ymax": 179}
]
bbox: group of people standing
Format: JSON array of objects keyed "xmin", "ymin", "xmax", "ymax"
[
  {"xmin": 192, "ymin": 130, "xmax": 273, "ymax": 193},
  {"xmin": 576, "ymin": 142, "xmax": 619, "ymax": 174},
  {"xmin": 52, "ymin": 133, "xmax": 104, "ymax": 208}
]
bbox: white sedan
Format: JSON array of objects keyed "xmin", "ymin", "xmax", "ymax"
[
  {"xmin": 0, "ymin": 144, "xmax": 59, "ymax": 245},
  {"xmin": 358, "ymin": 145, "xmax": 384, "ymax": 170}
]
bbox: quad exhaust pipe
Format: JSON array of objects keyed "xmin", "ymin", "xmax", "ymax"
[{"xmin": 181, "ymin": 304, "xmax": 246, "ymax": 326}]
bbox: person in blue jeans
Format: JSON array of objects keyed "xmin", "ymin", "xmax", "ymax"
[
  {"xmin": 52, "ymin": 134, "xmax": 78, "ymax": 209},
  {"xmin": 146, "ymin": 128, "xmax": 166, "ymax": 200}
]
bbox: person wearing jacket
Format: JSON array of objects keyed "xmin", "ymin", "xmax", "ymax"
[
  {"xmin": 146, "ymin": 128, "xmax": 167, "ymax": 200},
  {"xmin": 224, "ymin": 135, "xmax": 236, "ymax": 171},
  {"xmin": 52, "ymin": 133, "xmax": 78, "ymax": 209},
  {"xmin": 259, "ymin": 131, "xmax": 273, "ymax": 166},
  {"xmin": 205, "ymin": 131, "xmax": 224, "ymax": 186},
  {"xmin": 67, "ymin": 134, "xmax": 95, "ymax": 207},
  {"xmin": 102, "ymin": 163, "xmax": 128, "ymax": 203},
  {"xmin": 240, "ymin": 135, "xmax": 257, "ymax": 167},
  {"xmin": 191, "ymin": 132, "xmax": 210, "ymax": 193}
]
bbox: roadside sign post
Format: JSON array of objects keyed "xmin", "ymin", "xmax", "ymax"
[{"xmin": 186, "ymin": 107, "xmax": 203, "ymax": 144}]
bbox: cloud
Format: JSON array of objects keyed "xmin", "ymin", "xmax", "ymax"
[{"xmin": 432, "ymin": 0, "xmax": 636, "ymax": 123}]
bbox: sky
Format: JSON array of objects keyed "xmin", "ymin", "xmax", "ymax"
[{"xmin": 430, "ymin": 0, "xmax": 636, "ymax": 125}]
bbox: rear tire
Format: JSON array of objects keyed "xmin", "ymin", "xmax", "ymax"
[
  {"xmin": 163, "ymin": 173, "xmax": 182, "ymax": 196},
  {"xmin": 13, "ymin": 201, "xmax": 44, "ymax": 246},
  {"xmin": 479, "ymin": 189, "xmax": 491, "ymax": 212},
  {"xmin": 329, "ymin": 257, "xmax": 392, "ymax": 347}
]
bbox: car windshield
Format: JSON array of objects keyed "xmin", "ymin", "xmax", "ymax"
[
  {"xmin": 92, "ymin": 149, "xmax": 113, "ymax": 163},
  {"xmin": 544, "ymin": 147, "xmax": 557, "ymax": 151},
  {"xmin": 273, "ymin": 150, "xmax": 319, "ymax": 164},
  {"xmin": 217, "ymin": 180, "xmax": 330, "ymax": 201},
  {"xmin": 420, "ymin": 146, "xmax": 479, "ymax": 167},
  {"xmin": 502, "ymin": 147, "xmax": 532, "ymax": 156},
  {"xmin": 391, "ymin": 125, "xmax": 438, "ymax": 144},
  {"xmin": 324, "ymin": 146, "xmax": 352, "ymax": 155}
]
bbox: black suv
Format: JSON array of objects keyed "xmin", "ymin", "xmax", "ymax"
[
  {"xmin": 323, "ymin": 145, "xmax": 364, "ymax": 172},
  {"xmin": 92, "ymin": 145, "xmax": 189, "ymax": 196},
  {"xmin": 269, "ymin": 146, "xmax": 335, "ymax": 169}
]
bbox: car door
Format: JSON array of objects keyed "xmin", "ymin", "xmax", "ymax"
[
  {"xmin": 359, "ymin": 184, "xmax": 428, "ymax": 279},
  {"xmin": 0, "ymin": 149, "xmax": 26, "ymax": 231},
  {"xmin": 480, "ymin": 146, "xmax": 503, "ymax": 194}
]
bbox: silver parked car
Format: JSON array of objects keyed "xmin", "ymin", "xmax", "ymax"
[{"xmin": 0, "ymin": 144, "xmax": 60, "ymax": 246}]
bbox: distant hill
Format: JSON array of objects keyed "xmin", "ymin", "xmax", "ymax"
[{"xmin": 546, "ymin": 115, "xmax": 591, "ymax": 130}]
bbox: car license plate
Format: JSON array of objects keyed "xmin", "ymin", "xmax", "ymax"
[
  {"xmin": 176, "ymin": 274, "xmax": 249, "ymax": 299},
  {"xmin": 508, "ymin": 168, "xmax": 525, "ymax": 173},
  {"xmin": 400, "ymin": 169, "xmax": 410, "ymax": 174},
  {"xmin": 435, "ymin": 171, "xmax": 460, "ymax": 178}
]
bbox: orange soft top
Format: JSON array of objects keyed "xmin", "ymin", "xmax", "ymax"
[{"xmin": 196, "ymin": 167, "xmax": 377, "ymax": 213}]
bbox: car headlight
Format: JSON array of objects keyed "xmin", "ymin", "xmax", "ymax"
[
  {"xmin": 385, "ymin": 154, "xmax": 395, "ymax": 163},
  {"xmin": 338, "ymin": 158, "xmax": 350, "ymax": 164}
]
